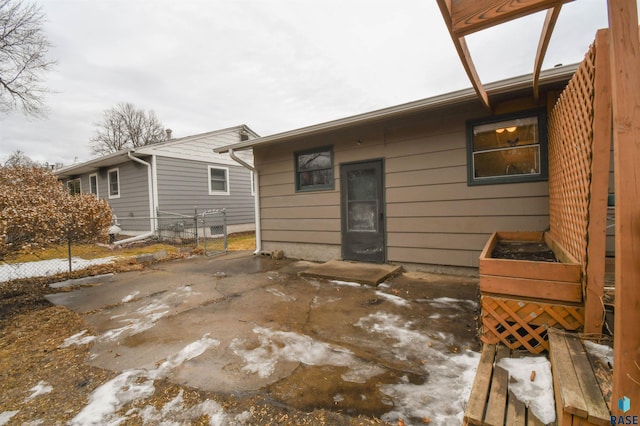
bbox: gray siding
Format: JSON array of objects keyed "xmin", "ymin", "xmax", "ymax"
[
  {"xmin": 61, "ymin": 161, "xmax": 151, "ymax": 232},
  {"xmin": 155, "ymin": 156, "xmax": 254, "ymax": 226},
  {"xmin": 255, "ymin": 103, "xmax": 550, "ymax": 268}
]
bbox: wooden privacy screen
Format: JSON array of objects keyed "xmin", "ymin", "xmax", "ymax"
[{"xmin": 547, "ymin": 29, "xmax": 611, "ymax": 335}]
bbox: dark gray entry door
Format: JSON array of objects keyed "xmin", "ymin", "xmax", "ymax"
[{"xmin": 340, "ymin": 160, "xmax": 385, "ymax": 263}]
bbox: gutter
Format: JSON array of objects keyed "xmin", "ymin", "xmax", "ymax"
[
  {"xmin": 215, "ymin": 64, "xmax": 579, "ymax": 155},
  {"xmin": 225, "ymin": 148, "xmax": 262, "ymax": 255},
  {"xmin": 113, "ymin": 151, "xmax": 156, "ymax": 246}
]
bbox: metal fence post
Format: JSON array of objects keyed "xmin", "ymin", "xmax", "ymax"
[
  {"xmin": 67, "ymin": 235, "xmax": 72, "ymax": 279},
  {"xmin": 194, "ymin": 207, "xmax": 199, "ymax": 247}
]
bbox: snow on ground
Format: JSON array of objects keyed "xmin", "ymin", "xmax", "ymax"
[
  {"xmin": 23, "ymin": 381, "xmax": 53, "ymax": 402},
  {"xmin": 423, "ymin": 297, "xmax": 478, "ymax": 309},
  {"xmin": 230, "ymin": 326, "xmax": 385, "ymax": 382},
  {"xmin": 329, "ymin": 279, "xmax": 363, "ymax": 287},
  {"xmin": 0, "ymin": 411, "xmax": 19, "ymax": 425},
  {"xmin": 497, "ymin": 356, "xmax": 556, "ymax": 424},
  {"xmin": 584, "ymin": 340, "xmax": 614, "ymax": 367},
  {"xmin": 100, "ymin": 285, "xmax": 193, "ymax": 341},
  {"xmin": 59, "ymin": 330, "xmax": 97, "ymax": 348},
  {"xmin": 265, "ymin": 288, "xmax": 296, "ymax": 301},
  {"xmin": 0, "ymin": 257, "xmax": 118, "ymax": 283},
  {"xmin": 375, "ymin": 290, "xmax": 411, "ymax": 307},
  {"xmin": 121, "ymin": 291, "xmax": 140, "ymax": 303},
  {"xmin": 52, "ymin": 276, "xmax": 481, "ymax": 425},
  {"xmin": 70, "ymin": 334, "xmax": 220, "ymax": 426},
  {"xmin": 356, "ymin": 312, "xmax": 480, "ymax": 425},
  {"xmin": 134, "ymin": 390, "xmax": 229, "ymax": 426}
]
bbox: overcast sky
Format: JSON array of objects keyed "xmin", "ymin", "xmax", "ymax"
[{"xmin": 0, "ymin": 0, "xmax": 613, "ymax": 166}]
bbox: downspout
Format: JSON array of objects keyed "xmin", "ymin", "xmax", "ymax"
[
  {"xmin": 226, "ymin": 148, "xmax": 262, "ymax": 255},
  {"xmin": 113, "ymin": 151, "xmax": 156, "ymax": 246}
]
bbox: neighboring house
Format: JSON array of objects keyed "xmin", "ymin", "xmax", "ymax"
[
  {"xmin": 56, "ymin": 125, "xmax": 258, "ymax": 238},
  {"xmin": 216, "ymin": 66, "xmax": 598, "ymax": 273}
]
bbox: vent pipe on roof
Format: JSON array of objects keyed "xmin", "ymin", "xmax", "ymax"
[{"xmin": 165, "ymin": 129, "xmax": 173, "ymax": 140}]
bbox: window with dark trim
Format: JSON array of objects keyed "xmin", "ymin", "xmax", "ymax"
[
  {"xmin": 467, "ymin": 110, "xmax": 548, "ymax": 185},
  {"xmin": 295, "ymin": 146, "xmax": 334, "ymax": 192},
  {"xmin": 67, "ymin": 178, "xmax": 81, "ymax": 195}
]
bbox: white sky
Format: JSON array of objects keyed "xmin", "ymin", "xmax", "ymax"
[{"xmin": 0, "ymin": 0, "xmax": 613, "ymax": 166}]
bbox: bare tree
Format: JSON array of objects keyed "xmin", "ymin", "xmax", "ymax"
[
  {"xmin": 90, "ymin": 102, "xmax": 167, "ymax": 156},
  {"xmin": 0, "ymin": 0, "xmax": 55, "ymax": 116},
  {"xmin": 3, "ymin": 149, "xmax": 37, "ymax": 167}
]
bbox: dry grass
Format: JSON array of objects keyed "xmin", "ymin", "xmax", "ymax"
[
  {"xmin": 227, "ymin": 232, "xmax": 256, "ymax": 251},
  {"xmin": 3, "ymin": 232, "xmax": 256, "ymax": 264}
]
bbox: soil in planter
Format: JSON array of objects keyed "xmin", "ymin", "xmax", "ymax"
[{"xmin": 491, "ymin": 241, "xmax": 559, "ymax": 262}]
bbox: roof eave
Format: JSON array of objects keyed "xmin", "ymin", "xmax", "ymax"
[{"xmin": 215, "ymin": 64, "xmax": 578, "ymax": 154}]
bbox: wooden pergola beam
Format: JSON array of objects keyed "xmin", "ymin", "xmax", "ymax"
[
  {"xmin": 533, "ymin": 6, "xmax": 563, "ymax": 100},
  {"xmin": 449, "ymin": 0, "xmax": 573, "ymax": 38},
  {"xmin": 437, "ymin": 0, "xmax": 491, "ymax": 110},
  {"xmin": 607, "ymin": 0, "xmax": 640, "ymax": 413},
  {"xmin": 438, "ymin": 0, "xmax": 573, "ymax": 110}
]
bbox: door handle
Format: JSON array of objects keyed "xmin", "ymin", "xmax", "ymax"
[{"xmin": 379, "ymin": 212, "xmax": 384, "ymax": 220}]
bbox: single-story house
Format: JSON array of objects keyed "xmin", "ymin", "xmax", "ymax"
[
  {"xmin": 216, "ymin": 65, "xmax": 612, "ymax": 273},
  {"xmin": 56, "ymin": 125, "xmax": 258, "ymax": 239}
]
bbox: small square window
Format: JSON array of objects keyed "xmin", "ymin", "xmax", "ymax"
[
  {"xmin": 295, "ymin": 146, "xmax": 334, "ymax": 192},
  {"xmin": 209, "ymin": 166, "xmax": 229, "ymax": 195},
  {"xmin": 467, "ymin": 110, "xmax": 548, "ymax": 185},
  {"xmin": 108, "ymin": 168, "xmax": 120, "ymax": 198},
  {"xmin": 67, "ymin": 178, "xmax": 81, "ymax": 195}
]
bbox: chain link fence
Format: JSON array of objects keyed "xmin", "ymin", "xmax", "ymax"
[{"xmin": 0, "ymin": 209, "xmax": 228, "ymax": 284}]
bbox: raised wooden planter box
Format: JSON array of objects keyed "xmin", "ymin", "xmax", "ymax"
[
  {"xmin": 479, "ymin": 231, "xmax": 585, "ymax": 353},
  {"xmin": 479, "ymin": 231, "xmax": 582, "ymax": 303}
]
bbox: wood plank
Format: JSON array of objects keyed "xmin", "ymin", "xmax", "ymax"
[
  {"xmin": 548, "ymin": 330, "xmax": 589, "ymax": 418},
  {"xmin": 543, "ymin": 232, "xmax": 581, "ymax": 265},
  {"xmin": 479, "ymin": 275, "xmax": 583, "ymax": 303},
  {"xmin": 533, "ymin": 6, "xmax": 563, "ymax": 100},
  {"xmin": 465, "ymin": 344, "xmax": 497, "ymax": 425},
  {"xmin": 607, "ymin": 1, "xmax": 640, "ymax": 411},
  {"xmin": 484, "ymin": 345, "xmax": 511, "ymax": 426},
  {"xmin": 527, "ymin": 407, "xmax": 546, "ymax": 426},
  {"xmin": 585, "ymin": 346, "xmax": 613, "ymax": 412},
  {"xmin": 584, "ymin": 29, "xmax": 612, "ymax": 335},
  {"xmin": 480, "ymin": 257, "xmax": 581, "ymax": 283},
  {"xmin": 505, "ymin": 389, "xmax": 526, "ymax": 426},
  {"xmin": 494, "ymin": 231, "xmax": 544, "ymax": 242},
  {"xmin": 449, "ymin": 0, "xmax": 573, "ymax": 37},
  {"xmin": 564, "ymin": 335, "xmax": 611, "ymax": 425},
  {"xmin": 479, "ymin": 232, "xmax": 499, "ymax": 264}
]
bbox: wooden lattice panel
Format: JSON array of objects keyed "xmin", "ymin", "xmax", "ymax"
[
  {"xmin": 548, "ymin": 42, "xmax": 597, "ymax": 273},
  {"xmin": 480, "ymin": 296, "xmax": 584, "ymax": 354}
]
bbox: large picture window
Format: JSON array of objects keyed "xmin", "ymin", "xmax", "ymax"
[
  {"xmin": 295, "ymin": 146, "xmax": 334, "ymax": 192},
  {"xmin": 467, "ymin": 110, "xmax": 548, "ymax": 185}
]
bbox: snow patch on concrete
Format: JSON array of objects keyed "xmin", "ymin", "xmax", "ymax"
[{"xmin": 59, "ymin": 330, "xmax": 97, "ymax": 348}]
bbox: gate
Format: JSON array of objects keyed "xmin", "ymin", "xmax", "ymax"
[{"xmin": 198, "ymin": 209, "xmax": 227, "ymax": 256}]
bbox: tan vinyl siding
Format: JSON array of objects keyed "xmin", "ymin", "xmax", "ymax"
[{"xmin": 255, "ymin": 102, "xmax": 551, "ymax": 268}]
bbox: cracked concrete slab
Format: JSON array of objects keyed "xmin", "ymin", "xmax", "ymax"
[{"xmin": 46, "ymin": 251, "xmax": 481, "ymax": 423}]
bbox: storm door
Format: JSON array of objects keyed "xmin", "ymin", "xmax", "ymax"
[{"xmin": 340, "ymin": 159, "xmax": 385, "ymax": 263}]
